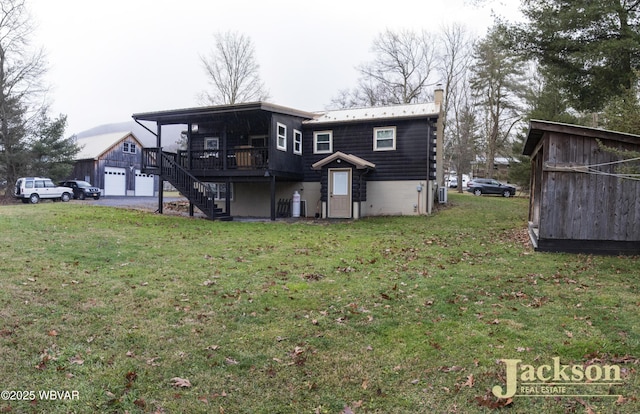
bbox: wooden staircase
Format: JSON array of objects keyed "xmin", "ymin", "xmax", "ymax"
[{"xmin": 159, "ymin": 151, "xmax": 232, "ymax": 221}]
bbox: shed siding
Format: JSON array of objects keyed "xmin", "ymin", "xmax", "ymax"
[{"xmin": 538, "ymin": 132, "xmax": 640, "ymax": 242}]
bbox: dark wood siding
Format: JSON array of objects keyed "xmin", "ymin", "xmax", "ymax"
[
  {"xmin": 67, "ymin": 160, "xmax": 98, "ymax": 185},
  {"xmin": 302, "ymin": 117, "xmax": 435, "ymax": 182},
  {"xmin": 268, "ymin": 114, "xmax": 305, "ymax": 177},
  {"xmin": 316, "ymin": 159, "xmax": 368, "ymax": 202}
]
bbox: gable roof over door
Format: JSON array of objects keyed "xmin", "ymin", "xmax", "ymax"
[{"xmin": 311, "ymin": 151, "xmax": 376, "ymax": 170}]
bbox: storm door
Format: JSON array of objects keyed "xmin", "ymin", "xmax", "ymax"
[{"xmin": 328, "ymin": 168, "xmax": 352, "ymax": 218}]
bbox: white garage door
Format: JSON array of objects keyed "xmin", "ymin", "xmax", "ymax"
[
  {"xmin": 104, "ymin": 167, "xmax": 126, "ymax": 196},
  {"xmin": 135, "ymin": 170, "xmax": 154, "ymax": 196}
]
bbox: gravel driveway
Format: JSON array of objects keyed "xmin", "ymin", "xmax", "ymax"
[{"xmin": 86, "ymin": 196, "xmax": 200, "ymax": 216}]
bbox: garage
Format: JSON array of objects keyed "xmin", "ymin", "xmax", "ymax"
[
  {"xmin": 104, "ymin": 166, "xmax": 126, "ymax": 196},
  {"xmin": 135, "ymin": 170, "xmax": 154, "ymax": 196}
]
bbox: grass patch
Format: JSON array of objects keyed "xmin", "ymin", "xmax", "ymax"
[{"xmin": 0, "ymin": 194, "xmax": 638, "ymax": 413}]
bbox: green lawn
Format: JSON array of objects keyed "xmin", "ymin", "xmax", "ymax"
[{"xmin": 0, "ymin": 193, "xmax": 638, "ymax": 413}]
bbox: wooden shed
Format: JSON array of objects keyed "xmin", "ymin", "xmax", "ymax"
[{"xmin": 523, "ymin": 120, "xmax": 640, "ymax": 255}]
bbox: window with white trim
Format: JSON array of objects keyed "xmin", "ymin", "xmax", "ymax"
[
  {"xmin": 204, "ymin": 137, "xmax": 219, "ymax": 150},
  {"xmin": 277, "ymin": 123, "xmax": 287, "ymax": 151},
  {"xmin": 313, "ymin": 131, "xmax": 332, "ymax": 154},
  {"xmin": 293, "ymin": 129, "xmax": 302, "ymax": 155},
  {"xmin": 207, "ymin": 182, "xmax": 234, "ymax": 201},
  {"xmin": 373, "ymin": 127, "xmax": 396, "ymax": 151},
  {"xmin": 123, "ymin": 142, "xmax": 137, "ymax": 154}
]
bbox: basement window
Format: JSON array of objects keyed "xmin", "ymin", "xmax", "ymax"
[{"xmin": 207, "ymin": 182, "xmax": 234, "ymax": 201}]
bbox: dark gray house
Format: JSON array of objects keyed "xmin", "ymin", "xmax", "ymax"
[
  {"xmin": 132, "ymin": 97, "xmax": 442, "ymax": 221},
  {"xmin": 524, "ymin": 120, "xmax": 640, "ymax": 255}
]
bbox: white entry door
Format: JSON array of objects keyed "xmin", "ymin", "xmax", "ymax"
[
  {"xmin": 104, "ymin": 167, "xmax": 126, "ymax": 196},
  {"xmin": 328, "ymin": 168, "xmax": 351, "ymax": 218}
]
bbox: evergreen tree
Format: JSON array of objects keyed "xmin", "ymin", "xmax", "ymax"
[
  {"xmin": 29, "ymin": 113, "xmax": 78, "ymax": 181},
  {"xmin": 514, "ymin": 0, "xmax": 640, "ymax": 112}
]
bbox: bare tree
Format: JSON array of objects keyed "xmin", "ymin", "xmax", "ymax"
[
  {"xmin": 199, "ymin": 31, "xmax": 269, "ymax": 105},
  {"xmin": 331, "ymin": 29, "xmax": 438, "ymax": 108},
  {"xmin": 438, "ymin": 23, "xmax": 476, "ymax": 190},
  {"xmin": 0, "ymin": 0, "xmax": 49, "ymax": 198},
  {"xmin": 470, "ymin": 26, "xmax": 525, "ymax": 178}
]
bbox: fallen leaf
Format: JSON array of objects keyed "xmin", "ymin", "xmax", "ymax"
[
  {"xmin": 48, "ymin": 329, "xmax": 58, "ymax": 337},
  {"xmin": 342, "ymin": 406, "xmax": 354, "ymax": 414},
  {"xmin": 440, "ymin": 365, "xmax": 464, "ymax": 373},
  {"xmin": 146, "ymin": 357, "xmax": 161, "ymax": 366},
  {"xmin": 565, "ymin": 330, "xmax": 573, "ymax": 338},
  {"xmin": 224, "ymin": 357, "xmax": 239, "ymax": 365},
  {"xmin": 474, "ymin": 390, "xmax": 513, "ymax": 409},
  {"xmin": 170, "ymin": 377, "xmax": 192, "ymax": 388},
  {"xmin": 461, "ymin": 374, "xmax": 474, "ymax": 387},
  {"xmin": 69, "ymin": 355, "xmax": 84, "ymax": 365}
]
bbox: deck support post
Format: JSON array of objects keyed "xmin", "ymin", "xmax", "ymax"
[
  {"xmin": 157, "ymin": 125, "xmax": 163, "ymax": 215},
  {"xmin": 270, "ymin": 175, "xmax": 276, "ymax": 221}
]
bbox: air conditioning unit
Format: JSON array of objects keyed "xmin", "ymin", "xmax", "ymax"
[{"xmin": 438, "ymin": 186, "xmax": 448, "ymax": 204}]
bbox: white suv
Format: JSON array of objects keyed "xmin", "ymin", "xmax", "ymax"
[{"xmin": 14, "ymin": 177, "xmax": 74, "ymax": 204}]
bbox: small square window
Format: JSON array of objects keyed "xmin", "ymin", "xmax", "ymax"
[
  {"xmin": 374, "ymin": 127, "xmax": 396, "ymax": 151},
  {"xmin": 123, "ymin": 142, "xmax": 137, "ymax": 154},
  {"xmin": 204, "ymin": 137, "xmax": 219, "ymax": 150},
  {"xmin": 293, "ymin": 130, "xmax": 302, "ymax": 155},
  {"xmin": 277, "ymin": 123, "xmax": 287, "ymax": 151},
  {"xmin": 314, "ymin": 131, "xmax": 332, "ymax": 154}
]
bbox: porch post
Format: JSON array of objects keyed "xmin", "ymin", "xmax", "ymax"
[
  {"xmin": 225, "ymin": 178, "xmax": 231, "ymax": 216},
  {"xmin": 157, "ymin": 124, "xmax": 163, "ymax": 215},
  {"xmin": 270, "ymin": 175, "xmax": 276, "ymax": 221},
  {"xmin": 188, "ymin": 123, "xmax": 194, "ymax": 216}
]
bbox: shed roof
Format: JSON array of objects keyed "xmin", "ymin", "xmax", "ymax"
[
  {"xmin": 132, "ymin": 101, "xmax": 316, "ymax": 125},
  {"xmin": 306, "ymin": 102, "xmax": 439, "ymax": 125},
  {"xmin": 75, "ymin": 131, "xmax": 141, "ymax": 160},
  {"xmin": 524, "ymin": 120, "xmax": 640, "ymax": 156}
]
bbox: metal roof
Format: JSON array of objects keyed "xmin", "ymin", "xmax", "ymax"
[
  {"xmin": 75, "ymin": 131, "xmax": 141, "ymax": 160},
  {"xmin": 305, "ymin": 103, "xmax": 439, "ymax": 125}
]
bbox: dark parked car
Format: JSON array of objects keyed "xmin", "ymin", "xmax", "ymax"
[
  {"xmin": 465, "ymin": 178, "xmax": 516, "ymax": 197},
  {"xmin": 59, "ymin": 180, "xmax": 101, "ymax": 200}
]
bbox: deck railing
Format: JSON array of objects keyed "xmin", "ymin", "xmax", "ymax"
[
  {"xmin": 143, "ymin": 147, "xmax": 268, "ymax": 172},
  {"xmin": 177, "ymin": 147, "xmax": 268, "ymax": 170}
]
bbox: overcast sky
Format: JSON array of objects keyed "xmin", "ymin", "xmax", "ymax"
[{"xmin": 28, "ymin": 0, "xmax": 520, "ymax": 136}]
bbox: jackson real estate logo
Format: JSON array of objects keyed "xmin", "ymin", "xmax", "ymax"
[{"xmin": 493, "ymin": 358, "xmax": 624, "ymax": 398}]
